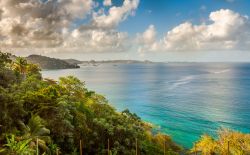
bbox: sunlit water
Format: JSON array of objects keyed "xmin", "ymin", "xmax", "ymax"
[{"xmin": 42, "ymin": 63, "xmax": 250, "ymax": 148}]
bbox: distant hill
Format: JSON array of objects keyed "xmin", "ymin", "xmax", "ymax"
[
  {"xmin": 11, "ymin": 54, "xmax": 153, "ymax": 69},
  {"xmin": 26, "ymin": 55, "xmax": 80, "ymax": 69},
  {"xmin": 63, "ymin": 59, "xmax": 83, "ymax": 65},
  {"xmin": 64, "ymin": 59, "xmax": 153, "ymax": 65},
  {"xmin": 81, "ymin": 60, "xmax": 153, "ymax": 64}
]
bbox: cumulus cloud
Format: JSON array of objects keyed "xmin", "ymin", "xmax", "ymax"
[
  {"xmin": 61, "ymin": 0, "xmax": 139, "ymax": 53},
  {"xmin": 92, "ymin": 0, "xmax": 139, "ymax": 29},
  {"xmin": 137, "ymin": 25, "xmax": 156, "ymax": 44},
  {"xmin": 136, "ymin": 25, "xmax": 162, "ymax": 53},
  {"xmin": 0, "ymin": 0, "xmax": 93, "ymax": 48},
  {"xmin": 0, "ymin": 0, "xmax": 139, "ymax": 53},
  {"xmin": 103, "ymin": 0, "xmax": 112, "ymax": 6},
  {"xmin": 138, "ymin": 9, "xmax": 250, "ymax": 52},
  {"xmin": 63, "ymin": 29, "xmax": 129, "ymax": 53}
]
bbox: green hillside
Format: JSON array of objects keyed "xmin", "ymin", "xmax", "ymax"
[{"xmin": 26, "ymin": 55, "xmax": 80, "ymax": 69}]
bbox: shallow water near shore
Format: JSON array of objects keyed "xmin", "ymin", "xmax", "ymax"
[{"xmin": 42, "ymin": 63, "xmax": 250, "ymax": 148}]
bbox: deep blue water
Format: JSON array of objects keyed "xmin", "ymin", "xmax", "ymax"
[{"xmin": 42, "ymin": 63, "xmax": 250, "ymax": 148}]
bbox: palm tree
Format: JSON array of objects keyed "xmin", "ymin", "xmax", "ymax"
[
  {"xmin": 13, "ymin": 57, "xmax": 28, "ymax": 75},
  {"xmin": 19, "ymin": 115, "xmax": 51, "ymax": 154},
  {"xmin": 1, "ymin": 134, "xmax": 34, "ymax": 155},
  {"xmin": 12, "ymin": 57, "xmax": 29, "ymax": 81}
]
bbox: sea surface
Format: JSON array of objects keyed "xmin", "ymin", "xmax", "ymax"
[{"xmin": 42, "ymin": 63, "xmax": 250, "ymax": 148}]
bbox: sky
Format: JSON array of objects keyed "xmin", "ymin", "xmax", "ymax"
[{"xmin": 1, "ymin": 0, "xmax": 250, "ymax": 62}]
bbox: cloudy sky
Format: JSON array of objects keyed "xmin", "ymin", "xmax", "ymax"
[{"xmin": 1, "ymin": 0, "xmax": 250, "ymax": 61}]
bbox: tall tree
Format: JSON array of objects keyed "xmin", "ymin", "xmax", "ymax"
[{"xmin": 12, "ymin": 57, "xmax": 28, "ymax": 79}]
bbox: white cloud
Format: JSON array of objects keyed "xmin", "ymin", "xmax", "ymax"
[
  {"xmin": 61, "ymin": 0, "xmax": 140, "ymax": 53},
  {"xmin": 92, "ymin": 0, "xmax": 139, "ymax": 29},
  {"xmin": 138, "ymin": 9, "xmax": 250, "ymax": 52},
  {"xmin": 63, "ymin": 29, "xmax": 129, "ymax": 53},
  {"xmin": 0, "ymin": 0, "xmax": 93, "ymax": 48},
  {"xmin": 136, "ymin": 25, "xmax": 162, "ymax": 53},
  {"xmin": 0, "ymin": 0, "xmax": 140, "ymax": 53},
  {"xmin": 59, "ymin": 0, "xmax": 93, "ymax": 19},
  {"xmin": 103, "ymin": 0, "xmax": 112, "ymax": 6},
  {"xmin": 137, "ymin": 25, "xmax": 156, "ymax": 44}
]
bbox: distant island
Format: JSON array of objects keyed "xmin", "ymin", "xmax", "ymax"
[
  {"xmin": 24, "ymin": 55, "xmax": 80, "ymax": 70},
  {"xmin": 26, "ymin": 55, "xmax": 80, "ymax": 69},
  {"xmin": 11, "ymin": 54, "xmax": 153, "ymax": 69},
  {"xmin": 63, "ymin": 58, "xmax": 83, "ymax": 65},
  {"xmin": 81, "ymin": 60, "xmax": 153, "ymax": 64},
  {"xmin": 64, "ymin": 59, "xmax": 153, "ymax": 66}
]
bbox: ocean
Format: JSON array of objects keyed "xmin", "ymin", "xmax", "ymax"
[{"xmin": 42, "ymin": 63, "xmax": 250, "ymax": 148}]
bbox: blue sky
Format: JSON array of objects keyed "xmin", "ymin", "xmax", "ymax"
[
  {"xmin": 119, "ymin": 0, "xmax": 250, "ymax": 33},
  {"xmin": 1, "ymin": 0, "xmax": 250, "ymax": 61}
]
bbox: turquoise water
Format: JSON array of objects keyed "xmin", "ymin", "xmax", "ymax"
[{"xmin": 42, "ymin": 63, "xmax": 250, "ymax": 148}]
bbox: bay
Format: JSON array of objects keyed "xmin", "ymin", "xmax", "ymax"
[{"xmin": 42, "ymin": 63, "xmax": 250, "ymax": 148}]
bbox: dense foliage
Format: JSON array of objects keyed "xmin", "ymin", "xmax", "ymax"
[
  {"xmin": 0, "ymin": 51, "xmax": 181, "ymax": 155},
  {"xmin": 191, "ymin": 129, "xmax": 250, "ymax": 155}
]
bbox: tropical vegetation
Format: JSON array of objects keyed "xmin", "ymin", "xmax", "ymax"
[
  {"xmin": 191, "ymin": 129, "xmax": 250, "ymax": 155},
  {"xmin": 0, "ymin": 51, "xmax": 181, "ymax": 154}
]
